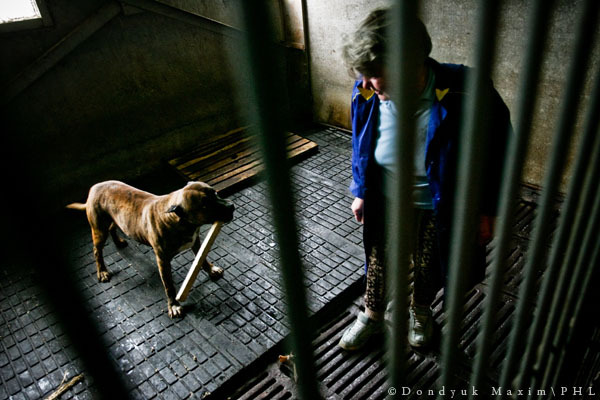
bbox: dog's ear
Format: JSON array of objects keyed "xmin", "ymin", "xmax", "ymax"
[{"xmin": 166, "ymin": 205, "xmax": 185, "ymax": 218}]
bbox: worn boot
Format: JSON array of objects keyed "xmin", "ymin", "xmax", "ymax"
[
  {"xmin": 408, "ymin": 304, "xmax": 433, "ymax": 348},
  {"xmin": 339, "ymin": 311, "xmax": 383, "ymax": 351}
]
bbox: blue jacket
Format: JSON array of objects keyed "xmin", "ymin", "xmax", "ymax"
[
  {"xmin": 351, "ymin": 59, "xmax": 511, "ymax": 282},
  {"xmin": 350, "ymin": 58, "xmax": 511, "ymax": 227}
]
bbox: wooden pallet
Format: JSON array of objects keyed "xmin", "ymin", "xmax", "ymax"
[{"xmin": 168, "ymin": 127, "xmax": 319, "ymax": 195}]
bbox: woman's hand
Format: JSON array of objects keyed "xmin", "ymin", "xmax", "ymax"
[
  {"xmin": 351, "ymin": 197, "xmax": 365, "ymax": 224},
  {"xmin": 478, "ymin": 215, "xmax": 496, "ymax": 245}
]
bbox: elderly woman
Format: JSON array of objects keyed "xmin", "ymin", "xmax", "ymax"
[{"xmin": 339, "ymin": 8, "xmax": 511, "ymax": 350}]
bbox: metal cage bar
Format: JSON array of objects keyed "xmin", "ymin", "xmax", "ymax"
[
  {"xmin": 542, "ymin": 170, "xmax": 600, "ymax": 387},
  {"xmin": 438, "ymin": 0, "xmax": 501, "ymax": 392},
  {"xmin": 385, "ymin": 0, "xmax": 420, "ymax": 389},
  {"xmin": 2, "ymin": 150, "xmax": 131, "ymax": 397},
  {"xmin": 548, "ymin": 193, "xmax": 600, "ymax": 393},
  {"xmin": 519, "ymin": 60, "xmax": 600, "ymax": 392},
  {"xmin": 499, "ymin": 0, "xmax": 599, "ymax": 391},
  {"xmin": 538, "ymin": 127, "xmax": 600, "ymax": 392},
  {"xmin": 547, "ymin": 241, "xmax": 600, "ymax": 396},
  {"xmin": 236, "ymin": 3, "xmax": 320, "ymax": 399},
  {"xmin": 469, "ymin": 0, "xmax": 554, "ymax": 393},
  {"xmin": 544, "ymin": 175, "xmax": 600, "ymax": 393}
]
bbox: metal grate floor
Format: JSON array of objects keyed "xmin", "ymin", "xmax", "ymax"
[{"xmin": 226, "ymin": 286, "xmax": 515, "ymax": 400}]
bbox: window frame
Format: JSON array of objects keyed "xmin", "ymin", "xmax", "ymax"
[{"xmin": 0, "ymin": 0, "xmax": 53, "ymax": 33}]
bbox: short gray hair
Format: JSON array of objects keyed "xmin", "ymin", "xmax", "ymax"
[{"xmin": 342, "ymin": 8, "xmax": 432, "ymax": 78}]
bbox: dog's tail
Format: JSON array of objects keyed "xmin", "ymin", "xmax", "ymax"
[{"xmin": 66, "ymin": 202, "xmax": 87, "ymax": 211}]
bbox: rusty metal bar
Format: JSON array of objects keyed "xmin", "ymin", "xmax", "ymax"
[
  {"xmin": 438, "ymin": 0, "xmax": 501, "ymax": 392},
  {"xmin": 499, "ymin": 0, "xmax": 599, "ymax": 392},
  {"xmin": 385, "ymin": 0, "xmax": 419, "ymax": 389},
  {"xmin": 236, "ymin": 2, "xmax": 320, "ymax": 399},
  {"xmin": 469, "ymin": 0, "xmax": 554, "ymax": 394}
]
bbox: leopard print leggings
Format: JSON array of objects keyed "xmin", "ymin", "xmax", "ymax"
[{"xmin": 364, "ymin": 209, "xmax": 440, "ymax": 312}]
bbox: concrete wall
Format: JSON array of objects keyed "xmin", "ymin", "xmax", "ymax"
[
  {"xmin": 1, "ymin": 0, "xmax": 308, "ymax": 208},
  {"xmin": 3, "ymin": 0, "xmax": 596, "ymax": 207},
  {"xmin": 305, "ymin": 0, "xmax": 600, "ymax": 188}
]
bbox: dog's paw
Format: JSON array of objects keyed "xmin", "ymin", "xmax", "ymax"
[
  {"xmin": 204, "ymin": 262, "xmax": 224, "ymax": 280},
  {"xmin": 98, "ymin": 271, "xmax": 111, "ymax": 282},
  {"xmin": 114, "ymin": 239, "xmax": 128, "ymax": 249},
  {"xmin": 208, "ymin": 266, "xmax": 224, "ymax": 280},
  {"xmin": 168, "ymin": 304, "xmax": 184, "ymax": 318}
]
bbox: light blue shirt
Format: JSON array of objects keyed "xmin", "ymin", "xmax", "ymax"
[{"xmin": 374, "ymin": 67, "xmax": 436, "ymax": 209}]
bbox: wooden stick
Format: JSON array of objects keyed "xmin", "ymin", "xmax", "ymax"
[
  {"xmin": 45, "ymin": 373, "xmax": 84, "ymax": 400},
  {"xmin": 176, "ymin": 221, "xmax": 223, "ymax": 302}
]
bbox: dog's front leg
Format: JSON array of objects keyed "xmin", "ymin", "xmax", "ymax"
[
  {"xmin": 155, "ymin": 254, "xmax": 183, "ymax": 318},
  {"xmin": 192, "ymin": 235, "xmax": 224, "ymax": 280},
  {"xmin": 202, "ymin": 260, "xmax": 224, "ymax": 280}
]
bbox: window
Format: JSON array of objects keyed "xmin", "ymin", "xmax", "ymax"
[{"xmin": 0, "ymin": 0, "xmax": 51, "ymax": 32}]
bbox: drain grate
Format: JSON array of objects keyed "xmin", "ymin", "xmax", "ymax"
[
  {"xmin": 226, "ymin": 283, "xmax": 521, "ymax": 399},
  {"xmin": 315, "ymin": 310, "xmax": 388, "ymax": 399},
  {"xmin": 232, "ymin": 365, "xmax": 295, "ymax": 400}
]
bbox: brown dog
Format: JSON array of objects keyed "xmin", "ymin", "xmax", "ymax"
[{"xmin": 67, "ymin": 180, "xmax": 234, "ymax": 318}]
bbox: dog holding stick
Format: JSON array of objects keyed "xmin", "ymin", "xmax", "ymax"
[{"xmin": 67, "ymin": 180, "xmax": 234, "ymax": 318}]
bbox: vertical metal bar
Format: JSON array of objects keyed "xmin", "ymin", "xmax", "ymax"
[
  {"xmin": 299, "ymin": 0, "xmax": 314, "ymax": 114},
  {"xmin": 469, "ymin": 0, "xmax": 554, "ymax": 394},
  {"xmin": 237, "ymin": 3, "xmax": 319, "ymax": 399},
  {"xmin": 2, "ymin": 159, "xmax": 131, "ymax": 397},
  {"xmin": 438, "ymin": 0, "xmax": 500, "ymax": 393},
  {"xmin": 537, "ymin": 131, "xmax": 600, "ymax": 392},
  {"xmin": 551, "ymin": 238, "xmax": 600, "ymax": 397},
  {"xmin": 549, "ymin": 195, "xmax": 600, "ymax": 388},
  {"xmin": 542, "ymin": 186, "xmax": 600, "ymax": 394},
  {"xmin": 549, "ymin": 210, "xmax": 600, "ymax": 392},
  {"xmin": 385, "ymin": 1, "xmax": 419, "ymax": 389},
  {"xmin": 519, "ymin": 62, "xmax": 600, "ymax": 392},
  {"xmin": 566, "ymin": 210, "xmax": 600, "ymax": 346},
  {"xmin": 499, "ymin": 0, "xmax": 599, "ymax": 391}
]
